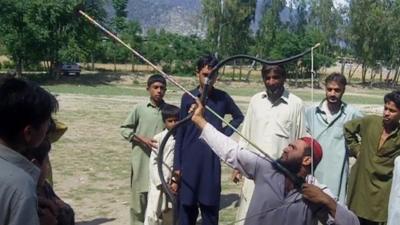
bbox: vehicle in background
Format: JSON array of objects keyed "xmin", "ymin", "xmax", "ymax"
[{"xmin": 57, "ymin": 63, "xmax": 81, "ymax": 76}]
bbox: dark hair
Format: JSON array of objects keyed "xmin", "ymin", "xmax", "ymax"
[
  {"xmin": 147, "ymin": 74, "xmax": 166, "ymax": 87},
  {"xmin": 261, "ymin": 65, "xmax": 287, "ymax": 80},
  {"xmin": 196, "ymin": 54, "xmax": 219, "ymax": 72},
  {"xmin": 0, "ymin": 78, "xmax": 58, "ymax": 143},
  {"xmin": 325, "ymin": 72, "xmax": 347, "ymax": 86},
  {"xmin": 384, "ymin": 91, "xmax": 400, "ymax": 109},
  {"xmin": 162, "ymin": 104, "xmax": 180, "ymax": 122},
  {"xmin": 24, "ymin": 138, "xmax": 51, "ymax": 165}
]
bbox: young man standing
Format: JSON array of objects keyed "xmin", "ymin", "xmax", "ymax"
[
  {"xmin": 305, "ymin": 73, "xmax": 362, "ymax": 204},
  {"xmin": 345, "ymin": 91, "xmax": 400, "ymax": 225},
  {"xmin": 234, "ymin": 65, "xmax": 306, "ymax": 223},
  {"xmin": 0, "ymin": 78, "xmax": 58, "ymax": 225},
  {"xmin": 121, "ymin": 74, "xmax": 167, "ymax": 225},
  {"xmin": 173, "ymin": 54, "xmax": 244, "ymax": 225}
]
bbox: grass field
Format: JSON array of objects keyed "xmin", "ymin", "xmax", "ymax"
[{"xmin": 46, "ymin": 73, "xmax": 386, "ymax": 225}]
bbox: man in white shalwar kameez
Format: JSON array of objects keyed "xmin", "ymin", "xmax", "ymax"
[{"xmin": 234, "ymin": 65, "xmax": 306, "ymax": 224}]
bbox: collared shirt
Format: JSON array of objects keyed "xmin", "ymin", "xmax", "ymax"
[
  {"xmin": 174, "ymin": 87, "xmax": 244, "ymax": 205},
  {"xmin": 305, "ymin": 100, "xmax": 362, "ymax": 204},
  {"xmin": 199, "ymin": 123, "xmax": 359, "ymax": 225},
  {"xmin": 0, "ymin": 144, "xmax": 41, "ymax": 225},
  {"xmin": 238, "ymin": 89, "xmax": 306, "ymax": 159},
  {"xmin": 120, "ymin": 99, "xmax": 165, "ymax": 193},
  {"xmin": 345, "ymin": 115, "xmax": 400, "ymax": 222}
]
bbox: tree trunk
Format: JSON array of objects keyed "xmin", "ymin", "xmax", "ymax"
[
  {"xmin": 385, "ymin": 69, "xmax": 392, "ymax": 87},
  {"xmin": 239, "ymin": 63, "xmax": 242, "ymax": 81},
  {"xmin": 369, "ymin": 68, "xmax": 375, "ymax": 88},
  {"xmin": 91, "ymin": 53, "xmax": 95, "ymax": 71},
  {"xmin": 341, "ymin": 60, "xmax": 345, "ymax": 75},
  {"xmin": 131, "ymin": 54, "xmax": 135, "ymax": 72},
  {"xmin": 394, "ymin": 66, "xmax": 400, "ymax": 86},
  {"xmin": 15, "ymin": 58, "xmax": 22, "ymax": 78},
  {"xmin": 361, "ymin": 64, "xmax": 367, "ymax": 84},
  {"xmin": 232, "ymin": 61, "xmax": 236, "ymax": 81},
  {"xmin": 113, "ymin": 54, "xmax": 117, "ymax": 72}
]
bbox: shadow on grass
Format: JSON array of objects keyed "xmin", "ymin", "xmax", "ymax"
[
  {"xmin": 220, "ymin": 193, "xmax": 240, "ymax": 210},
  {"xmin": 76, "ymin": 218, "xmax": 116, "ymax": 225}
]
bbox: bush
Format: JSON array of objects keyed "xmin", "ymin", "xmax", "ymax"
[{"xmin": 2, "ymin": 60, "xmax": 14, "ymax": 69}]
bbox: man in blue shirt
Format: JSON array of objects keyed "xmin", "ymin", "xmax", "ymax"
[
  {"xmin": 305, "ymin": 73, "xmax": 362, "ymax": 204},
  {"xmin": 173, "ymin": 54, "xmax": 244, "ymax": 225}
]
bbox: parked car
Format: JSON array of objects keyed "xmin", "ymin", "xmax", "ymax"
[{"xmin": 57, "ymin": 63, "xmax": 81, "ymax": 76}]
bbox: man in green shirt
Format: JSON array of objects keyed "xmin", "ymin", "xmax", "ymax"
[
  {"xmin": 121, "ymin": 74, "xmax": 167, "ymax": 225},
  {"xmin": 345, "ymin": 91, "xmax": 400, "ymax": 225}
]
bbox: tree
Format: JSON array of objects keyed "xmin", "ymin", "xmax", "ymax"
[
  {"xmin": 348, "ymin": 0, "xmax": 390, "ymax": 83},
  {"xmin": 112, "ymin": 0, "xmax": 128, "ymax": 32},
  {"xmin": 308, "ymin": 0, "xmax": 340, "ymax": 56},
  {"xmin": 0, "ymin": 0, "xmax": 106, "ymax": 77},
  {"xmin": 255, "ymin": 0, "xmax": 286, "ymax": 58},
  {"xmin": 202, "ymin": 0, "xmax": 256, "ymax": 57},
  {"xmin": 0, "ymin": 0, "xmax": 40, "ymax": 77}
]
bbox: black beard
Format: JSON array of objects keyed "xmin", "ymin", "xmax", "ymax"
[
  {"xmin": 276, "ymin": 158, "xmax": 302, "ymax": 174},
  {"xmin": 266, "ymin": 85, "xmax": 284, "ymax": 98}
]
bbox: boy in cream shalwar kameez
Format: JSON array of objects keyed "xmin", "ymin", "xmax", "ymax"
[{"xmin": 145, "ymin": 104, "xmax": 180, "ymax": 225}]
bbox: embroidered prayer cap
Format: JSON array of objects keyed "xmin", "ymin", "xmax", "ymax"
[{"xmin": 301, "ymin": 137, "xmax": 323, "ymax": 167}]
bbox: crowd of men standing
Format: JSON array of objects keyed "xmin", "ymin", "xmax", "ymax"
[
  {"xmin": 120, "ymin": 54, "xmax": 400, "ymax": 225},
  {"xmin": 0, "ymin": 53, "xmax": 399, "ymax": 225}
]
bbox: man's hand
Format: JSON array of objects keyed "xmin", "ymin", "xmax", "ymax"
[
  {"xmin": 232, "ymin": 169, "xmax": 242, "ymax": 184},
  {"xmin": 132, "ymin": 135, "xmax": 158, "ymax": 150},
  {"xmin": 39, "ymin": 208, "xmax": 58, "ymax": 225},
  {"xmin": 302, "ymin": 184, "xmax": 337, "ymax": 216},
  {"xmin": 38, "ymin": 197, "xmax": 59, "ymax": 217},
  {"xmin": 189, "ymin": 99, "xmax": 207, "ymax": 129},
  {"xmin": 169, "ymin": 170, "xmax": 181, "ymax": 194}
]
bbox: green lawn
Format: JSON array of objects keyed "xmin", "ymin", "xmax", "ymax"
[{"xmin": 44, "ymin": 82, "xmax": 386, "ymax": 105}]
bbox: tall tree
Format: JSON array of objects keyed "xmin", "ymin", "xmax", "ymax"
[
  {"xmin": 348, "ymin": 0, "xmax": 390, "ymax": 83},
  {"xmin": 112, "ymin": 0, "xmax": 128, "ymax": 32},
  {"xmin": 255, "ymin": 0, "xmax": 286, "ymax": 58},
  {"xmin": 0, "ymin": 0, "xmax": 39, "ymax": 77},
  {"xmin": 202, "ymin": 0, "xmax": 256, "ymax": 57},
  {"xmin": 308, "ymin": 0, "xmax": 340, "ymax": 55},
  {"xmin": 0, "ymin": 0, "xmax": 106, "ymax": 76}
]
